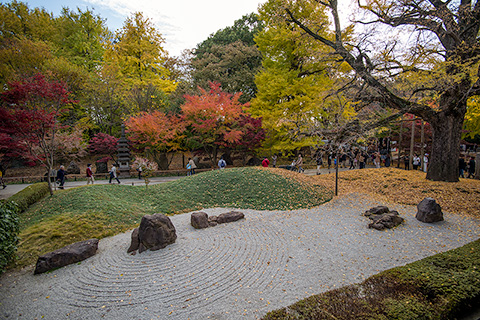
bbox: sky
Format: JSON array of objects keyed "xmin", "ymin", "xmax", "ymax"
[{"xmin": 19, "ymin": 0, "xmax": 266, "ymax": 56}]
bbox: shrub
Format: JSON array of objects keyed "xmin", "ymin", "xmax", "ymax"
[
  {"xmin": 8, "ymin": 182, "xmax": 50, "ymax": 212},
  {"xmin": 0, "ymin": 201, "xmax": 19, "ymax": 274}
]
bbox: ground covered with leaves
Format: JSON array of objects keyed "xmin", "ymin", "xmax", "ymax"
[
  {"xmin": 305, "ymin": 167, "xmax": 480, "ymax": 217},
  {"xmin": 14, "ymin": 167, "xmax": 332, "ymax": 268}
]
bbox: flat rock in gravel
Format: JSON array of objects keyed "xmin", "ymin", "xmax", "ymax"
[
  {"xmin": 34, "ymin": 238, "xmax": 99, "ymax": 274},
  {"xmin": 217, "ymin": 211, "xmax": 244, "ymax": 224}
]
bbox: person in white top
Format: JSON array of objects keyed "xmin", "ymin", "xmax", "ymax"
[
  {"xmin": 109, "ymin": 165, "xmax": 121, "ymax": 184},
  {"xmin": 423, "ymin": 154, "xmax": 429, "ymax": 172}
]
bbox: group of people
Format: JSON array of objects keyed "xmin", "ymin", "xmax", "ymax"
[
  {"xmin": 52, "ymin": 163, "xmax": 120, "ymax": 190},
  {"xmin": 403, "ymin": 153, "xmax": 429, "ymax": 172}
]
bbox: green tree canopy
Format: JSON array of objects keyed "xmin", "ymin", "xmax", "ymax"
[{"xmin": 191, "ymin": 13, "xmax": 264, "ymax": 103}]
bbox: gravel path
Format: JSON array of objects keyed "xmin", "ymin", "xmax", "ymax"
[{"xmin": 1, "ymin": 193, "xmax": 479, "ymax": 320}]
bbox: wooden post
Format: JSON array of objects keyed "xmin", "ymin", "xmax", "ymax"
[
  {"xmin": 335, "ymin": 148, "xmax": 339, "ymax": 196},
  {"xmin": 397, "ymin": 119, "xmax": 403, "ymax": 168},
  {"xmin": 409, "ymin": 118, "xmax": 415, "ymax": 169},
  {"xmin": 420, "ymin": 119, "xmax": 425, "ymax": 170}
]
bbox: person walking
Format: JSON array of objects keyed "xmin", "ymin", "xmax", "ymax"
[
  {"xmin": 316, "ymin": 152, "xmax": 323, "ymax": 174},
  {"xmin": 412, "ymin": 154, "xmax": 421, "ymax": 170},
  {"xmin": 187, "ymin": 158, "xmax": 197, "ymax": 176},
  {"xmin": 262, "ymin": 156, "xmax": 270, "ymax": 167},
  {"xmin": 56, "ymin": 165, "xmax": 66, "ymax": 189},
  {"xmin": 296, "ymin": 154, "xmax": 304, "ymax": 173},
  {"xmin": 404, "ymin": 154, "xmax": 410, "ymax": 170},
  {"xmin": 218, "ymin": 157, "xmax": 227, "ymax": 169},
  {"xmin": 385, "ymin": 154, "xmax": 391, "ymax": 167},
  {"xmin": 423, "ymin": 154, "xmax": 429, "ymax": 172},
  {"xmin": 109, "ymin": 164, "xmax": 120, "ymax": 184},
  {"xmin": 271, "ymin": 154, "xmax": 277, "ymax": 168},
  {"xmin": 138, "ymin": 166, "xmax": 142, "ymax": 180},
  {"xmin": 459, "ymin": 156, "xmax": 467, "ymax": 178},
  {"xmin": 0, "ymin": 163, "xmax": 6, "ymax": 189},
  {"xmin": 374, "ymin": 152, "xmax": 381, "ymax": 168},
  {"xmin": 359, "ymin": 152, "xmax": 366, "ymax": 169},
  {"xmin": 86, "ymin": 163, "xmax": 95, "ymax": 185},
  {"xmin": 467, "ymin": 156, "xmax": 476, "ymax": 178}
]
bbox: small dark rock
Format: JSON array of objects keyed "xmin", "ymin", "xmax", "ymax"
[
  {"xmin": 364, "ymin": 206, "xmax": 389, "ymax": 217},
  {"xmin": 208, "ymin": 215, "xmax": 218, "ymax": 227},
  {"xmin": 416, "ymin": 197, "xmax": 444, "ymax": 223},
  {"xmin": 368, "ymin": 212, "xmax": 404, "ymax": 230},
  {"xmin": 34, "ymin": 239, "xmax": 99, "ymax": 274},
  {"xmin": 217, "ymin": 211, "xmax": 245, "ymax": 224},
  {"xmin": 191, "ymin": 212, "xmax": 209, "ymax": 229}
]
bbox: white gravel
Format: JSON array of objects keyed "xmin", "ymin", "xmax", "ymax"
[{"xmin": 1, "ymin": 193, "xmax": 479, "ymax": 319}]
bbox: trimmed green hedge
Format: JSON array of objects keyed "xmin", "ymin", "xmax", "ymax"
[
  {"xmin": 0, "ymin": 201, "xmax": 19, "ymax": 274},
  {"xmin": 8, "ymin": 182, "xmax": 50, "ymax": 212},
  {"xmin": 262, "ymin": 239, "xmax": 480, "ymax": 320}
]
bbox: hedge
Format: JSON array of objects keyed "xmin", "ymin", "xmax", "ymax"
[
  {"xmin": 262, "ymin": 239, "xmax": 480, "ymax": 320},
  {"xmin": 0, "ymin": 201, "xmax": 19, "ymax": 274},
  {"xmin": 7, "ymin": 182, "xmax": 50, "ymax": 213}
]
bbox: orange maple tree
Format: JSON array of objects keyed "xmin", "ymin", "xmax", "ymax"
[
  {"xmin": 181, "ymin": 82, "xmax": 248, "ymax": 165},
  {"xmin": 125, "ymin": 111, "xmax": 184, "ymax": 169}
]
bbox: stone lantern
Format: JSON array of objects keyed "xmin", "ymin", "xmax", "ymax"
[{"xmin": 117, "ymin": 124, "xmax": 131, "ymax": 177}]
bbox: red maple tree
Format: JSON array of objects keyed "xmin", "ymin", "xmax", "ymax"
[{"xmin": 1, "ymin": 74, "xmax": 74, "ymax": 194}]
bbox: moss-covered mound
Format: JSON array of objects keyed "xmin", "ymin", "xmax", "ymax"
[{"xmin": 15, "ymin": 167, "xmax": 332, "ymax": 268}]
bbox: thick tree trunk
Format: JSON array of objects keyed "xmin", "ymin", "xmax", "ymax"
[{"xmin": 426, "ymin": 112, "xmax": 464, "ymax": 182}]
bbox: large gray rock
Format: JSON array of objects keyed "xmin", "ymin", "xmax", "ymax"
[
  {"xmin": 217, "ymin": 211, "xmax": 245, "ymax": 224},
  {"xmin": 416, "ymin": 197, "xmax": 444, "ymax": 223},
  {"xmin": 34, "ymin": 239, "xmax": 99, "ymax": 274},
  {"xmin": 133, "ymin": 214, "xmax": 177, "ymax": 253},
  {"xmin": 191, "ymin": 212, "xmax": 209, "ymax": 229}
]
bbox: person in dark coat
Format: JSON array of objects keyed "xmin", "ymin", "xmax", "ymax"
[
  {"xmin": 459, "ymin": 156, "xmax": 467, "ymax": 178},
  {"xmin": 56, "ymin": 165, "xmax": 66, "ymax": 189},
  {"xmin": 467, "ymin": 157, "xmax": 476, "ymax": 178}
]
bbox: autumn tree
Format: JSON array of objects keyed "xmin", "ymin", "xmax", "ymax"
[
  {"xmin": 253, "ymin": 0, "xmax": 356, "ymax": 154},
  {"xmin": 1, "ymin": 74, "xmax": 74, "ymax": 194},
  {"xmin": 181, "ymin": 82, "xmax": 248, "ymax": 166},
  {"xmin": 125, "ymin": 111, "xmax": 185, "ymax": 170},
  {"xmin": 192, "ymin": 13, "xmax": 264, "ymax": 103},
  {"xmin": 283, "ymin": 0, "xmax": 480, "ymax": 182},
  {"xmin": 89, "ymin": 132, "xmax": 119, "ymax": 163},
  {"xmin": 104, "ymin": 12, "xmax": 177, "ymax": 113},
  {"xmin": 230, "ymin": 114, "xmax": 266, "ymax": 165}
]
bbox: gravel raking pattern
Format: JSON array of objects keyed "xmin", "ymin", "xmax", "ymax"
[{"xmin": 1, "ymin": 194, "xmax": 480, "ymax": 320}]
